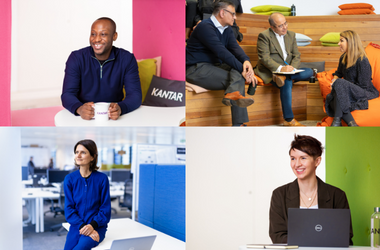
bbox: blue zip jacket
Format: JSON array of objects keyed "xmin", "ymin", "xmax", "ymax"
[
  {"xmin": 64, "ymin": 170, "xmax": 111, "ymax": 230},
  {"xmin": 61, "ymin": 46, "xmax": 142, "ymax": 116}
]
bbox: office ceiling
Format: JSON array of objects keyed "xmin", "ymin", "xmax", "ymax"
[{"xmin": 19, "ymin": 127, "xmax": 186, "ymax": 149}]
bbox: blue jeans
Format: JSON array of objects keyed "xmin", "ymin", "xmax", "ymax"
[{"xmin": 271, "ymin": 68, "xmax": 313, "ymax": 120}]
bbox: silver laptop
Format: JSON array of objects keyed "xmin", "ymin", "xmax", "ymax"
[
  {"xmin": 106, "ymin": 235, "xmax": 156, "ymax": 250},
  {"xmin": 288, "ymin": 208, "xmax": 350, "ymax": 247}
]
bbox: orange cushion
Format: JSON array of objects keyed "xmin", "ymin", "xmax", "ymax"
[
  {"xmin": 338, "ymin": 9, "xmax": 376, "ymax": 15},
  {"xmin": 339, "ymin": 3, "xmax": 375, "ymax": 11},
  {"xmin": 365, "ymin": 43, "xmax": 380, "ymax": 92},
  {"xmin": 245, "ymin": 75, "xmax": 272, "ymax": 86}
]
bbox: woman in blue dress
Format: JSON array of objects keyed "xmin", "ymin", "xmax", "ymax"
[{"xmin": 64, "ymin": 139, "xmax": 111, "ymax": 250}]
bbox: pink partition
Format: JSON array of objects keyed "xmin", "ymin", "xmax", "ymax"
[
  {"xmin": 133, "ymin": 0, "xmax": 185, "ymax": 81},
  {"xmin": 0, "ymin": 0, "xmax": 12, "ymax": 126}
]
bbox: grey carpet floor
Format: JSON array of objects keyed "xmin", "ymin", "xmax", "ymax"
[{"xmin": 23, "ymin": 199, "xmax": 132, "ymax": 250}]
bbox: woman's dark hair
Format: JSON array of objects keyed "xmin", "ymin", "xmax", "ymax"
[
  {"xmin": 74, "ymin": 139, "xmax": 99, "ymax": 171},
  {"xmin": 289, "ymin": 134, "xmax": 324, "ymax": 159}
]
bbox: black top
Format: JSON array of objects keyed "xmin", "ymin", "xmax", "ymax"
[{"xmin": 269, "ymin": 177, "xmax": 353, "ymax": 245}]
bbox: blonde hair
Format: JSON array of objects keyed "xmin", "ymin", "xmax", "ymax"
[{"xmin": 340, "ymin": 30, "xmax": 367, "ymax": 69}]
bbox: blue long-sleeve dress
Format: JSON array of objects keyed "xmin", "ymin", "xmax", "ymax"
[{"xmin": 64, "ymin": 170, "xmax": 111, "ymax": 250}]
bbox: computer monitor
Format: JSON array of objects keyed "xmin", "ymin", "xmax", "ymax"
[
  {"xmin": 101, "ymin": 171, "xmax": 110, "ymax": 177},
  {"xmin": 110, "ymin": 169, "xmax": 131, "ymax": 183},
  {"xmin": 34, "ymin": 168, "xmax": 47, "ymax": 175},
  {"xmin": 22, "ymin": 166, "xmax": 29, "ymax": 181},
  {"xmin": 47, "ymin": 170, "xmax": 70, "ymax": 183}
]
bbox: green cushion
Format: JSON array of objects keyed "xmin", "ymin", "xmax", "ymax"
[
  {"xmin": 137, "ymin": 59, "xmax": 157, "ymax": 102},
  {"xmin": 250, "ymin": 5, "xmax": 291, "ymax": 13},
  {"xmin": 319, "ymin": 32, "xmax": 340, "ymax": 43},
  {"xmin": 255, "ymin": 11, "xmax": 291, "ymax": 16},
  {"xmin": 321, "ymin": 42, "xmax": 339, "ymax": 47}
]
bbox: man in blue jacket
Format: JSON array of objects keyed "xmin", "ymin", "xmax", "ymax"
[
  {"xmin": 61, "ymin": 17, "xmax": 142, "ymax": 120},
  {"xmin": 186, "ymin": 0, "xmax": 256, "ymax": 126}
]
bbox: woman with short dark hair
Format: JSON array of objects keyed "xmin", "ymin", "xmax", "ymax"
[
  {"xmin": 269, "ymin": 135, "xmax": 353, "ymax": 244},
  {"xmin": 326, "ymin": 30, "xmax": 379, "ymax": 126},
  {"xmin": 64, "ymin": 139, "xmax": 111, "ymax": 250}
]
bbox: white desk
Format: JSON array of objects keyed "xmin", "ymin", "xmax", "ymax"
[
  {"xmin": 63, "ymin": 218, "xmax": 185, "ymax": 250},
  {"xmin": 55, "ymin": 106, "xmax": 185, "ymax": 126},
  {"xmin": 239, "ymin": 246, "xmax": 370, "ymax": 250},
  {"xmin": 22, "ymin": 187, "xmax": 60, "ymax": 233}
]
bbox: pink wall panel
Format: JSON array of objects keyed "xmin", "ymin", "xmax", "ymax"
[
  {"xmin": 133, "ymin": 0, "xmax": 185, "ymax": 81},
  {"xmin": 0, "ymin": 0, "xmax": 12, "ymax": 126}
]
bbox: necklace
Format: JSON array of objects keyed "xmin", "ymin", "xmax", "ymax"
[{"xmin": 300, "ymin": 187, "xmax": 318, "ymax": 208}]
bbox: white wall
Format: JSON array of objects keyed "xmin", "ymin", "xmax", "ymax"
[
  {"xmin": 0, "ymin": 128, "xmax": 22, "ymax": 250},
  {"xmin": 241, "ymin": 0, "xmax": 380, "ymax": 16},
  {"xmin": 11, "ymin": 0, "xmax": 133, "ymax": 110},
  {"xmin": 186, "ymin": 127, "xmax": 325, "ymax": 250}
]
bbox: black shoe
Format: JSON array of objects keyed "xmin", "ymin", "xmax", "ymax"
[
  {"xmin": 347, "ymin": 120, "xmax": 359, "ymax": 127},
  {"xmin": 331, "ymin": 117, "xmax": 342, "ymax": 127},
  {"xmin": 247, "ymin": 83, "xmax": 257, "ymax": 96}
]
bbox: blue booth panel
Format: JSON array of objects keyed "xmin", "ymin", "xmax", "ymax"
[{"xmin": 138, "ymin": 164, "xmax": 185, "ymax": 242}]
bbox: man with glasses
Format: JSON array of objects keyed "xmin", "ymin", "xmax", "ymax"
[
  {"xmin": 186, "ymin": 0, "xmax": 256, "ymax": 126},
  {"xmin": 254, "ymin": 13, "xmax": 313, "ymax": 126}
]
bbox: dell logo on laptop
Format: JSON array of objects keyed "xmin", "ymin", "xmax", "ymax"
[
  {"xmin": 128, "ymin": 248, "xmax": 135, "ymax": 250},
  {"xmin": 315, "ymin": 224, "xmax": 323, "ymax": 232}
]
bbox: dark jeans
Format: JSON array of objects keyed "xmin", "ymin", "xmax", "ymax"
[
  {"xmin": 186, "ymin": 63, "xmax": 249, "ymax": 125},
  {"xmin": 271, "ymin": 68, "xmax": 313, "ymax": 120}
]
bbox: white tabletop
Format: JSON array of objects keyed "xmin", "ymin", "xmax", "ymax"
[
  {"xmin": 22, "ymin": 188, "xmax": 59, "ymax": 199},
  {"xmin": 239, "ymin": 246, "xmax": 370, "ymax": 250},
  {"xmin": 55, "ymin": 106, "xmax": 185, "ymax": 126},
  {"xmin": 63, "ymin": 218, "xmax": 185, "ymax": 250}
]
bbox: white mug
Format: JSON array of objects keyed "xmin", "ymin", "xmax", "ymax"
[{"xmin": 94, "ymin": 102, "xmax": 110, "ymax": 122}]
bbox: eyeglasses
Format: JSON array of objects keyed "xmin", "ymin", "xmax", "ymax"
[
  {"xmin": 276, "ymin": 21, "xmax": 288, "ymax": 29},
  {"xmin": 223, "ymin": 9, "xmax": 236, "ymax": 17}
]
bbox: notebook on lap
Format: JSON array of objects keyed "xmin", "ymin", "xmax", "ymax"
[
  {"xmin": 105, "ymin": 235, "xmax": 156, "ymax": 250},
  {"xmin": 288, "ymin": 208, "xmax": 350, "ymax": 247}
]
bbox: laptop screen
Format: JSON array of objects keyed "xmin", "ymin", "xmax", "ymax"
[{"xmin": 288, "ymin": 208, "xmax": 350, "ymax": 247}]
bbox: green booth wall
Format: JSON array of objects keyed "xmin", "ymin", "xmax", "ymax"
[{"xmin": 326, "ymin": 127, "xmax": 380, "ymax": 246}]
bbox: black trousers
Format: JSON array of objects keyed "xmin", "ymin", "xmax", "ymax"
[{"xmin": 186, "ymin": 63, "xmax": 249, "ymax": 125}]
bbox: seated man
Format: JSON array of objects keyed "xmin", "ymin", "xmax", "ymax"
[
  {"xmin": 61, "ymin": 17, "xmax": 142, "ymax": 120},
  {"xmin": 186, "ymin": 0, "xmax": 257, "ymax": 126},
  {"xmin": 254, "ymin": 13, "xmax": 313, "ymax": 126}
]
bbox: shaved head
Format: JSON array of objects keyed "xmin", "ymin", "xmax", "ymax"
[{"xmin": 94, "ymin": 17, "xmax": 116, "ymax": 34}]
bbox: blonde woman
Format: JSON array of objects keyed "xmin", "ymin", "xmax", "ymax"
[{"xmin": 326, "ymin": 30, "xmax": 379, "ymax": 126}]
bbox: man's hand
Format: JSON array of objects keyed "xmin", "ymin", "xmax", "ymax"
[
  {"xmin": 242, "ymin": 61, "xmax": 254, "ymax": 82},
  {"xmin": 109, "ymin": 103, "xmax": 122, "ymax": 120},
  {"xmin": 79, "ymin": 224, "xmax": 94, "ymax": 236},
  {"xmin": 76, "ymin": 102, "xmax": 94, "ymax": 120},
  {"xmin": 89, "ymin": 230, "xmax": 100, "ymax": 242},
  {"xmin": 280, "ymin": 65, "xmax": 294, "ymax": 72}
]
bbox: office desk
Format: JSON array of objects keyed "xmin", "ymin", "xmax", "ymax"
[
  {"xmin": 22, "ymin": 187, "xmax": 59, "ymax": 233},
  {"xmin": 63, "ymin": 218, "xmax": 185, "ymax": 250},
  {"xmin": 55, "ymin": 106, "xmax": 185, "ymax": 126},
  {"xmin": 239, "ymin": 246, "xmax": 370, "ymax": 250}
]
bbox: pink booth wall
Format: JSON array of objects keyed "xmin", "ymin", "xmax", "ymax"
[
  {"xmin": 0, "ymin": 0, "xmax": 12, "ymax": 126},
  {"xmin": 133, "ymin": 0, "xmax": 185, "ymax": 81},
  {"xmin": 9, "ymin": 0, "xmax": 185, "ymax": 126}
]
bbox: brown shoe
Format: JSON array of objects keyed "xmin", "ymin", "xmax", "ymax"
[
  {"xmin": 273, "ymin": 74, "xmax": 286, "ymax": 87},
  {"xmin": 222, "ymin": 91, "xmax": 254, "ymax": 108},
  {"xmin": 283, "ymin": 118, "xmax": 305, "ymax": 126}
]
